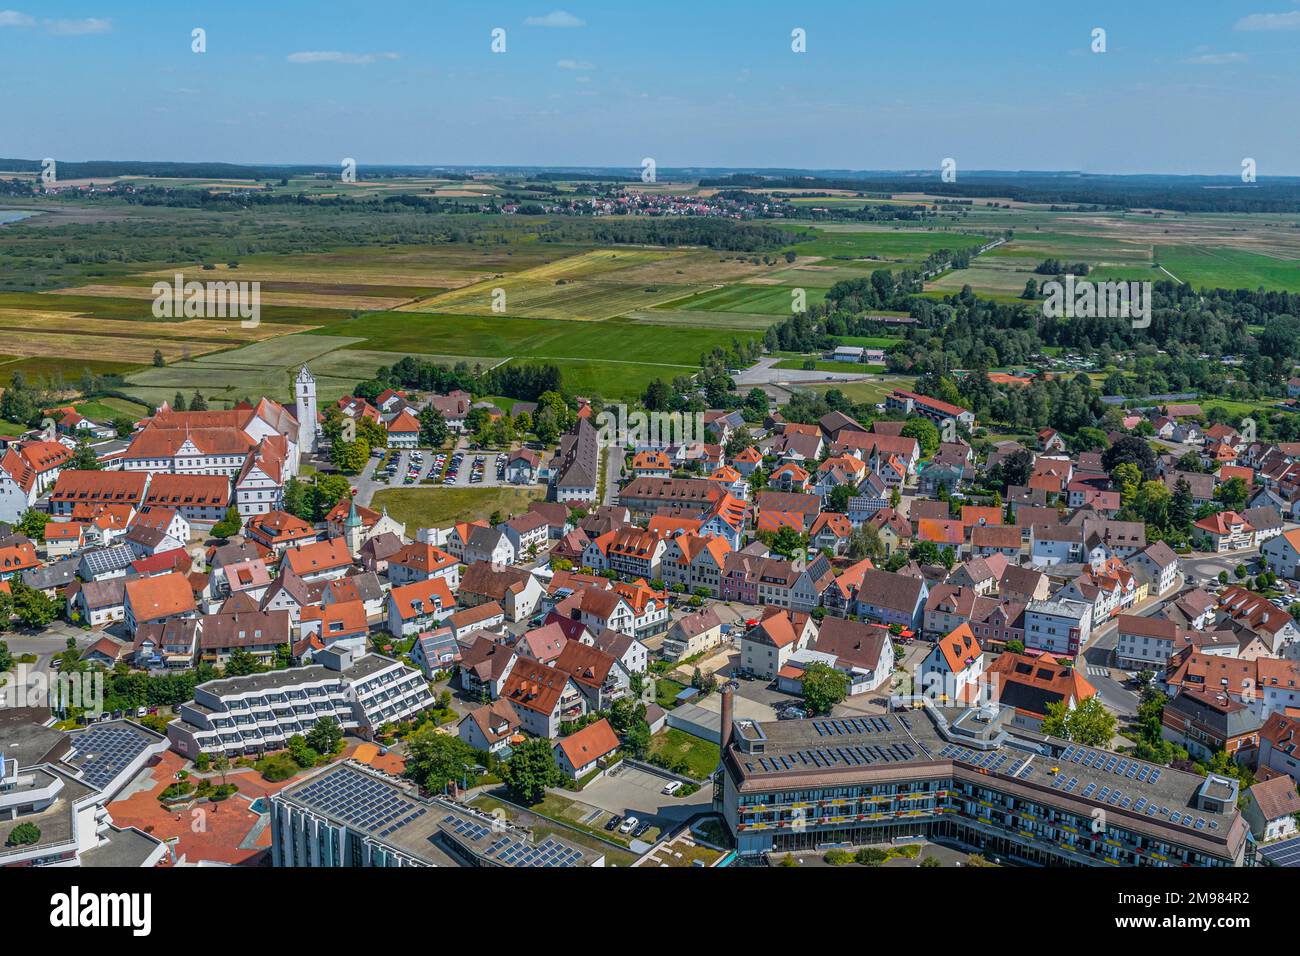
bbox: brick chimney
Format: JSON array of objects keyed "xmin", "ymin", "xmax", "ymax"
[{"xmin": 720, "ymin": 684, "xmax": 735, "ymax": 752}]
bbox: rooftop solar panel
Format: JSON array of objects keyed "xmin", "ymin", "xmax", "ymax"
[{"xmin": 67, "ymin": 724, "xmax": 152, "ymax": 790}]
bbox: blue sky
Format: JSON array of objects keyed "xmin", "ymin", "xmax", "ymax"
[{"xmin": 4, "ymin": 1, "xmax": 1300, "ymax": 173}]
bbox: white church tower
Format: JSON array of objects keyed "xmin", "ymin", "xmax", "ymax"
[{"xmin": 295, "ymin": 364, "xmax": 318, "ymax": 455}]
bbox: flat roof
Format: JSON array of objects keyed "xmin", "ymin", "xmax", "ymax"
[
  {"xmin": 0, "ymin": 765, "xmax": 98, "ymax": 862},
  {"xmin": 725, "ymin": 706, "xmax": 1245, "ymax": 859},
  {"xmin": 276, "ymin": 761, "xmax": 602, "ymax": 866}
]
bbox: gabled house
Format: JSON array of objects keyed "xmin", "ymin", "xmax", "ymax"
[
  {"xmin": 500, "ymin": 658, "xmax": 587, "ymax": 738},
  {"xmin": 554, "ymin": 718, "xmax": 620, "ymax": 780},
  {"xmin": 918, "ymin": 622, "xmax": 985, "ymax": 703},
  {"xmin": 738, "ymin": 608, "xmax": 818, "ymax": 681},
  {"xmin": 386, "ymin": 578, "xmax": 456, "ymax": 637}
]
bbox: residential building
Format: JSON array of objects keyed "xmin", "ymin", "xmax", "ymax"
[
  {"xmin": 1024, "ymin": 597, "xmax": 1092, "ymax": 657},
  {"xmin": 167, "ymin": 647, "xmax": 435, "ymax": 756}
]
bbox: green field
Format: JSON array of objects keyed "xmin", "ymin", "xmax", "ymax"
[
  {"xmin": 784, "ymin": 227, "xmax": 990, "ymax": 262},
  {"xmin": 800, "ymin": 376, "xmax": 916, "ymax": 406},
  {"xmin": 73, "ymin": 397, "xmax": 149, "ymax": 420},
  {"xmin": 369, "ymin": 486, "xmax": 548, "ymax": 528},
  {"xmin": 773, "ymin": 358, "xmax": 886, "ymax": 373},
  {"xmin": 655, "ymin": 284, "xmax": 827, "ymax": 316},
  {"xmin": 1157, "ymin": 245, "xmax": 1300, "ymax": 292}
]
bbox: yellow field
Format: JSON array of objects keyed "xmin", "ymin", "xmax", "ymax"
[
  {"xmin": 0, "ymin": 309, "xmax": 288, "ymax": 363},
  {"xmin": 396, "ymin": 248, "xmax": 790, "ymax": 321}
]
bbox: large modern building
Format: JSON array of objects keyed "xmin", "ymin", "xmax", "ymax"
[
  {"xmin": 166, "ymin": 647, "xmax": 435, "ymax": 758},
  {"xmin": 0, "ymin": 717, "xmax": 170, "ymax": 867},
  {"xmin": 270, "ymin": 760, "xmax": 604, "ymax": 867},
  {"xmin": 715, "ymin": 700, "xmax": 1249, "ymax": 867}
]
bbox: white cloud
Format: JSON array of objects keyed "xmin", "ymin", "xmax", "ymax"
[
  {"xmin": 0, "ymin": 9, "xmax": 34, "ymax": 27},
  {"xmin": 1183, "ymin": 51, "xmax": 1248, "ymax": 64},
  {"xmin": 287, "ymin": 51, "xmax": 400, "ymax": 65},
  {"xmin": 556, "ymin": 58, "xmax": 594, "ymax": 70},
  {"xmin": 525, "ymin": 10, "xmax": 585, "ymax": 28},
  {"xmin": 1234, "ymin": 10, "xmax": 1300, "ymax": 31},
  {"xmin": 44, "ymin": 17, "xmax": 111, "ymax": 35}
]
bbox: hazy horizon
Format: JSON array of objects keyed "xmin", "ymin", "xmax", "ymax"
[{"xmin": 5, "ymin": 1, "xmax": 1300, "ymax": 174}]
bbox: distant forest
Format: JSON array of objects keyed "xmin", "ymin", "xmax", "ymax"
[{"xmin": 699, "ymin": 173, "xmax": 1300, "ymax": 214}]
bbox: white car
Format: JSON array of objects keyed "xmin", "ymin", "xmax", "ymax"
[
  {"xmin": 618, "ymin": 816, "xmax": 639, "ymax": 834},
  {"xmin": 661, "ymin": 780, "xmax": 683, "ymax": 795}
]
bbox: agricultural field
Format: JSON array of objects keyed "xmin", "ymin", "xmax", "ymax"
[
  {"xmin": 398, "ymin": 248, "xmax": 776, "ymax": 322},
  {"xmin": 1156, "ymin": 245, "xmax": 1300, "ymax": 292},
  {"xmin": 781, "ymin": 226, "xmax": 991, "ymax": 262},
  {"xmin": 8, "ymin": 179, "xmax": 1300, "ymax": 416},
  {"xmin": 654, "ymin": 283, "xmax": 827, "ymax": 316}
]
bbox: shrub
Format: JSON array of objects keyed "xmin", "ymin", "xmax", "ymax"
[
  {"xmin": 6, "ymin": 822, "xmax": 40, "ymax": 847},
  {"xmin": 160, "ymin": 781, "xmax": 195, "ymax": 801},
  {"xmin": 255, "ymin": 753, "xmax": 301, "ymax": 782},
  {"xmin": 855, "ymin": 847, "xmax": 889, "ymax": 866},
  {"xmin": 823, "ymin": 848, "xmax": 855, "ymax": 866}
]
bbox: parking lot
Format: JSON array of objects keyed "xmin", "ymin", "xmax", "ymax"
[
  {"xmin": 573, "ymin": 765, "xmax": 712, "ymax": 834},
  {"xmin": 355, "ymin": 437, "xmax": 547, "ymax": 499}
]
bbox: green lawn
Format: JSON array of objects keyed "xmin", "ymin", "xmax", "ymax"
[
  {"xmin": 801, "ymin": 376, "xmax": 917, "ymax": 406},
  {"xmin": 649, "ymin": 728, "xmax": 721, "ymax": 780},
  {"xmin": 654, "ymin": 678, "xmax": 688, "ymax": 709},
  {"xmin": 369, "ymin": 485, "xmax": 546, "ymax": 528},
  {"xmin": 773, "ymin": 357, "xmax": 887, "ymax": 373}
]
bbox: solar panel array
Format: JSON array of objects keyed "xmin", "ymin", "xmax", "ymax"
[
  {"xmin": 1044, "ymin": 746, "xmax": 1221, "ymax": 830},
  {"xmin": 1260, "ymin": 835, "xmax": 1300, "ymax": 867},
  {"xmin": 67, "ymin": 724, "xmax": 150, "ymax": 790},
  {"xmin": 444, "ymin": 815, "xmax": 492, "ymax": 843},
  {"xmin": 745, "ymin": 739, "xmax": 917, "ymax": 774},
  {"xmin": 295, "ymin": 767, "xmax": 428, "ymax": 837},
  {"xmin": 484, "ymin": 833, "xmax": 584, "ymax": 868},
  {"xmin": 811, "ymin": 717, "xmax": 894, "ymax": 737},
  {"xmin": 937, "ymin": 742, "xmax": 1035, "ymax": 777},
  {"xmin": 1059, "ymin": 745, "xmax": 1161, "ymax": 785},
  {"xmin": 79, "ymin": 546, "xmax": 134, "ymax": 577}
]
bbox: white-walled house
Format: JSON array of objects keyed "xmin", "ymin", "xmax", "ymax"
[{"xmin": 918, "ymin": 623, "xmax": 985, "ymax": 704}]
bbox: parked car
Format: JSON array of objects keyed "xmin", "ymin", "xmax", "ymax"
[
  {"xmin": 618, "ymin": 816, "xmax": 639, "ymax": 834},
  {"xmin": 661, "ymin": 780, "xmax": 683, "ymax": 795},
  {"xmin": 605, "ymin": 814, "xmax": 624, "ymax": 832},
  {"xmin": 633, "ymin": 820, "xmax": 652, "ymax": 838}
]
